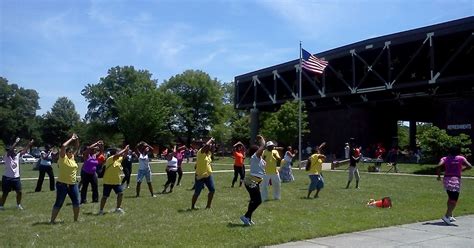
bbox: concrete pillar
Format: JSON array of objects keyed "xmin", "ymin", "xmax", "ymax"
[
  {"xmin": 250, "ymin": 108, "xmax": 260, "ymax": 144},
  {"xmin": 409, "ymin": 120, "xmax": 417, "ymax": 150}
]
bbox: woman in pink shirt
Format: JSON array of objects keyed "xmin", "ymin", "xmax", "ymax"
[{"xmin": 436, "ymin": 146, "xmax": 472, "ymax": 225}]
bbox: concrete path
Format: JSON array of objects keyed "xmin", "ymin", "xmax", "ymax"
[{"xmin": 269, "ymin": 215, "xmax": 474, "ymax": 248}]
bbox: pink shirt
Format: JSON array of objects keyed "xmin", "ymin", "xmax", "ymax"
[
  {"xmin": 441, "ymin": 155, "xmax": 465, "ymax": 177},
  {"xmin": 3, "ymin": 154, "xmax": 21, "ymax": 178}
]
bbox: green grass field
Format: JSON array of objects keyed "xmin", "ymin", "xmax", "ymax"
[{"xmin": 1, "ymin": 158, "xmax": 473, "ymax": 247}]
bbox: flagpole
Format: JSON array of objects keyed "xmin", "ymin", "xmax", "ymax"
[{"xmin": 298, "ymin": 42, "xmax": 302, "ymax": 168}]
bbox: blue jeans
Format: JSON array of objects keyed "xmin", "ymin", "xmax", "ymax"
[
  {"xmin": 53, "ymin": 182, "xmax": 80, "ymax": 209},
  {"xmin": 194, "ymin": 175, "xmax": 215, "ymax": 197}
]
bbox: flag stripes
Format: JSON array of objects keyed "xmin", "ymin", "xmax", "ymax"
[{"xmin": 302, "ymin": 48, "xmax": 328, "ymax": 74}]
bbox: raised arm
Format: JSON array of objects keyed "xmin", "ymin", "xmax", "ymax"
[
  {"xmin": 255, "ymin": 135, "xmax": 266, "ymax": 158},
  {"xmin": 83, "ymin": 140, "xmax": 103, "ymax": 158},
  {"xmin": 60, "ymin": 133, "xmax": 78, "ymax": 158},
  {"xmin": 19, "ymin": 139, "xmax": 34, "ymax": 156},
  {"xmin": 113, "ymin": 145, "xmax": 130, "ymax": 160}
]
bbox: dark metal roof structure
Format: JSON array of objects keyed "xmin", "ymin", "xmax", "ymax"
[{"xmin": 234, "ymin": 16, "xmax": 474, "ymax": 111}]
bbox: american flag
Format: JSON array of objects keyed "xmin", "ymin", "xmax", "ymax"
[{"xmin": 302, "ymin": 48, "xmax": 328, "ymax": 74}]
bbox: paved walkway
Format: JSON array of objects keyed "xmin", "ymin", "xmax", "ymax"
[{"xmin": 269, "ymin": 215, "xmax": 474, "ymax": 247}]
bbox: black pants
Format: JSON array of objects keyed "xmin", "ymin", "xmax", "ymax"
[
  {"xmin": 122, "ymin": 164, "xmax": 132, "ymax": 186},
  {"xmin": 177, "ymin": 166, "xmax": 183, "ymax": 185},
  {"xmin": 232, "ymin": 165, "xmax": 245, "ymax": 186},
  {"xmin": 165, "ymin": 170, "xmax": 178, "ymax": 188},
  {"xmin": 80, "ymin": 170, "xmax": 99, "ymax": 203},
  {"xmin": 35, "ymin": 166, "xmax": 55, "ymax": 192},
  {"xmin": 244, "ymin": 183, "xmax": 262, "ymax": 220}
]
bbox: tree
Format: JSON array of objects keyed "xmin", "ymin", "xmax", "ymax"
[
  {"xmin": 0, "ymin": 77, "xmax": 40, "ymax": 144},
  {"xmin": 260, "ymin": 100, "xmax": 309, "ymax": 147},
  {"xmin": 42, "ymin": 97, "xmax": 80, "ymax": 146},
  {"xmin": 159, "ymin": 70, "xmax": 224, "ymax": 145},
  {"xmin": 115, "ymin": 89, "xmax": 173, "ymax": 146},
  {"xmin": 417, "ymin": 126, "xmax": 472, "ymax": 163},
  {"xmin": 81, "ymin": 66, "xmax": 158, "ymax": 126}
]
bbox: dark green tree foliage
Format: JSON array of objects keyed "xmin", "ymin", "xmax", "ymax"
[
  {"xmin": 81, "ymin": 66, "xmax": 158, "ymax": 126},
  {"xmin": 42, "ymin": 97, "xmax": 80, "ymax": 146},
  {"xmin": 0, "ymin": 77, "xmax": 40, "ymax": 144},
  {"xmin": 159, "ymin": 70, "xmax": 224, "ymax": 146},
  {"xmin": 417, "ymin": 126, "xmax": 472, "ymax": 163},
  {"xmin": 260, "ymin": 100, "xmax": 309, "ymax": 147},
  {"xmin": 116, "ymin": 89, "xmax": 173, "ymax": 146}
]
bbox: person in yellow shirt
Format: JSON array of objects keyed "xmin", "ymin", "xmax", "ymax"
[
  {"xmin": 307, "ymin": 142, "xmax": 326, "ymax": 199},
  {"xmin": 50, "ymin": 133, "xmax": 80, "ymax": 224},
  {"xmin": 261, "ymin": 141, "xmax": 282, "ymax": 201},
  {"xmin": 191, "ymin": 137, "xmax": 215, "ymax": 210},
  {"xmin": 99, "ymin": 145, "xmax": 130, "ymax": 215}
]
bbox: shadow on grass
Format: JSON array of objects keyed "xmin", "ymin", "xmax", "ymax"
[
  {"xmin": 422, "ymin": 221, "xmax": 458, "ymax": 227},
  {"xmin": 413, "ymin": 167, "xmax": 437, "ymax": 175},
  {"xmin": 177, "ymin": 208, "xmax": 200, "ymax": 213},
  {"xmin": 32, "ymin": 221, "xmax": 62, "ymax": 226}
]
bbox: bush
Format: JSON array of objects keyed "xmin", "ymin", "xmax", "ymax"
[{"xmin": 417, "ymin": 126, "xmax": 471, "ymax": 163}]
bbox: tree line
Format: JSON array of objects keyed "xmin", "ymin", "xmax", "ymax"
[{"xmin": 0, "ymin": 66, "xmax": 308, "ymax": 153}]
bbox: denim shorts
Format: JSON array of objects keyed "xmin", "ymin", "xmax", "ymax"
[
  {"xmin": 194, "ymin": 175, "xmax": 215, "ymax": 196},
  {"xmin": 137, "ymin": 169, "xmax": 152, "ymax": 183},
  {"xmin": 309, "ymin": 174, "xmax": 324, "ymax": 191},
  {"xmin": 103, "ymin": 184, "xmax": 123, "ymax": 198},
  {"xmin": 53, "ymin": 182, "xmax": 80, "ymax": 208},
  {"xmin": 2, "ymin": 176, "xmax": 22, "ymax": 193}
]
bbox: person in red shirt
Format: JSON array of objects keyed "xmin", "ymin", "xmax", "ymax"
[{"xmin": 231, "ymin": 141, "xmax": 246, "ymax": 187}]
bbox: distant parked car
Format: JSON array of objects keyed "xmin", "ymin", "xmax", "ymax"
[
  {"xmin": 21, "ymin": 154, "xmax": 38, "ymax": 163},
  {"xmin": 30, "ymin": 148, "xmax": 42, "ymax": 158}
]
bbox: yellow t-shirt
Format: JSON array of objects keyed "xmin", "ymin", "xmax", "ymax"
[
  {"xmin": 58, "ymin": 155, "xmax": 78, "ymax": 184},
  {"xmin": 263, "ymin": 149, "xmax": 281, "ymax": 175},
  {"xmin": 195, "ymin": 149, "xmax": 212, "ymax": 179},
  {"xmin": 308, "ymin": 153, "xmax": 323, "ymax": 175},
  {"xmin": 103, "ymin": 156, "xmax": 123, "ymax": 185}
]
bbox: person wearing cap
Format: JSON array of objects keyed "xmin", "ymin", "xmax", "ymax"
[
  {"xmin": 0, "ymin": 137, "xmax": 34, "ymax": 210},
  {"xmin": 35, "ymin": 144, "xmax": 56, "ymax": 192},
  {"xmin": 231, "ymin": 141, "xmax": 246, "ymax": 187},
  {"xmin": 191, "ymin": 137, "xmax": 216, "ymax": 209},
  {"xmin": 261, "ymin": 140, "xmax": 282, "ymax": 201}
]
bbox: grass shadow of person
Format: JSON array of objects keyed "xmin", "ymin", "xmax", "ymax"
[{"xmin": 423, "ymin": 221, "xmax": 458, "ymax": 227}]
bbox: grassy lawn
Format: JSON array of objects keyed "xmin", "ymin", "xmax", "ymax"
[{"xmin": 1, "ymin": 158, "xmax": 473, "ymax": 247}]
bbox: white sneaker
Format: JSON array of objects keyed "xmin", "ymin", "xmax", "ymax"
[
  {"xmin": 250, "ymin": 220, "xmax": 255, "ymax": 225},
  {"xmin": 449, "ymin": 216, "xmax": 456, "ymax": 222},
  {"xmin": 98, "ymin": 210, "xmax": 104, "ymax": 215},
  {"xmin": 240, "ymin": 215, "xmax": 251, "ymax": 226},
  {"xmin": 17, "ymin": 204, "xmax": 24, "ymax": 210},
  {"xmin": 115, "ymin": 208, "xmax": 125, "ymax": 214},
  {"xmin": 441, "ymin": 215, "xmax": 452, "ymax": 225}
]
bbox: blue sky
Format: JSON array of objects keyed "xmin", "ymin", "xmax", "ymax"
[{"xmin": 1, "ymin": 0, "xmax": 472, "ymax": 118}]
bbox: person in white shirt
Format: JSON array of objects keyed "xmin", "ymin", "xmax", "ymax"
[
  {"xmin": 163, "ymin": 151, "xmax": 178, "ymax": 193},
  {"xmin": 35, "ymin": 145, "xmax": 56, "ymax": 192},
  {"xmin": 1, "ymin": 137, "xmax": 34, "ymax": 210},
  {"xmin": 135, "ymin": 141, "xmax": 156, "ymax": 197}
]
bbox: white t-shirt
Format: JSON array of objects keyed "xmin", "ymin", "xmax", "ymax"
[
  {"xmin": 138, "ymin": 153, "xmax": 150, "ymax": 171},
  {"xmin": 3, "ymin": 154, "xmax": 21, "ymax": 178},
  {"xmin": 167, "ymin": 157, "xmax": 178, "ymax": 172},
  {"xmin": 344, "ymin": 146, "xmax": 350, "ymax": 159},
  {"xmin": 40, "ymin": 151, "xmax": 53, "ymax": 166}
]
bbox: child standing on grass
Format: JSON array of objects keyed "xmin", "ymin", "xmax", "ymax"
[
  {"xmin": 163, "ymin": 151, "xmax": 178, "ymax": 193},
  {"xmin": 50, "ymin": 134, "xmax": 80, "ymax": 223},
  {"xmin": 345, "ymin": 138, "xmax": 361, "ymax": 189},
  {"xmin": 99, "ymin": 145, "xmax": 130, "ymax": 215},
  {"xmin": 437, "ymin": 146, "xmax": 472, "ymax": 225},
  {"xmin": 0, "ymin": 137, "xmax": 34, "ymax": 210},
  {"xmin": 240, "ymin": 135, "xmax": 266, "ymax": 226},
  {"xmin": 307, "ymin": 143, "xmax": 326, "ymax": 198},
  {"xmin": 279, "ymin": 146, "xmax": 296, "ymax": 182}
]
